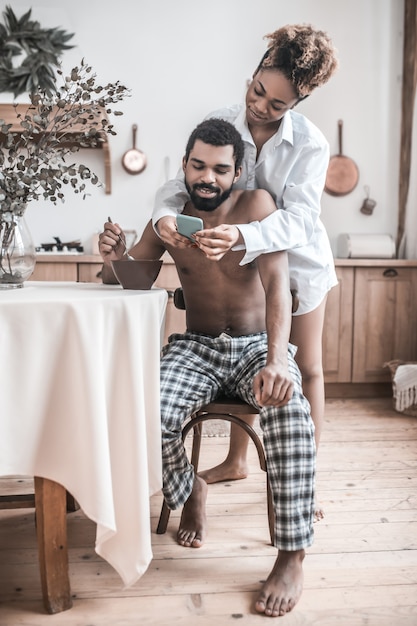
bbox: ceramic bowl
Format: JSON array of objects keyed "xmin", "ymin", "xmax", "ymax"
[{"xmin": 111, "ymin": 258, "xmax": 163, "ymax": 290}]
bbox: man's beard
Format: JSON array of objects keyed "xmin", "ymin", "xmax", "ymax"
[{"xmin": 185, "ymin": 181, "xmax": 233, "ymax": 212}]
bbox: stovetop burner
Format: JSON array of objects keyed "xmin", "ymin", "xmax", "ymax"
[{"xmin": 36, "ymin": 236, "xmax": 84, "ymax": 253}]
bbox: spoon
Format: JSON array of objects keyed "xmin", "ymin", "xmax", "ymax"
[{"xmin": 108, "ymin": 216, "xmax": 134, "ymax": 260}]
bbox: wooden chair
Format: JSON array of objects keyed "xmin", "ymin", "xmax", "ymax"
[
  {"xmin": 156, "ymin": 396, "xmax": 274, "ymax": 543},
  {"xmin": 156, "ymin": 287, "xmax": 299, "ymax": 544}
]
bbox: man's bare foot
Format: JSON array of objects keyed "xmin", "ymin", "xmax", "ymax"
[
  {"xmin": 199, "ymin": 459, "xmax": 249, "ymax": 484},
  {"xmin": 177, "ymin": 475, "xmax": 208, "ymax": 548},
  {"xmin": 255, "ymin": 549, "xmax": 305, "ymax": 617}
]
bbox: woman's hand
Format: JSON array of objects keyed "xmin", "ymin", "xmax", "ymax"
[
  {"xmin": 194, "ymin": 224, "xmax": 241, "ymax": 261},
  {"xmin": 156, "ymin": 216, "xmax": 194, "ymax": 249}
]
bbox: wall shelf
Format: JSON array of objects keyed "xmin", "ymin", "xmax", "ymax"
[{"xmin": 0, "ymin": 103, "xmax": 112, "ymax": 194}]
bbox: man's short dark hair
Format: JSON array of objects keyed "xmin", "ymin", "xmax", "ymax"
[{"xmin": 184, "ymin": 118, "xmax": 244, "ymax": 172}]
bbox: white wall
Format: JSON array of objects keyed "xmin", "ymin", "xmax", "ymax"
[{"xmin": 0, "ymin": 0, "xmax": 405, "ymax": 255}]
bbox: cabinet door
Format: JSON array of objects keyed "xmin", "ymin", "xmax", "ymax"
[
  {"xmin": 78, "ymin": 263, "xmax": 103, "ymax": 283},
  {"xmin": 30, "ymin": 262, "xmax": 77, "ymax": 281},
  {"xmin": 322, "ymin": 267, "xmax": 354, "ymax": 383},
  {"xmin": 352, "ymin": 267, "xmax": 417, "ymax": 382}
]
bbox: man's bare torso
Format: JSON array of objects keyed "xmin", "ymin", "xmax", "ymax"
[
  {"xmin": 158, "ymin": 189, "xmax": 279, "ymax": 336},
  {"xmin": 167, "ymin": 243, "xmax": 266, "ymax": 336},
  {"xmin": 131, "ymin": 189, "xmax": 284, "ymax": 337}
]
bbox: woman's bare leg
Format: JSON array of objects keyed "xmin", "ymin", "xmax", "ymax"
[
  {"xmin": 198, "ymin": 415, "xmax": 256, "ymax": 483},
  {"xmin": 290, "ymin": 298, "xmax": 327, "ymax": 519},
  {"xmin": 290, "ymin": 299, "xmax": 327, "ymax": 448}
]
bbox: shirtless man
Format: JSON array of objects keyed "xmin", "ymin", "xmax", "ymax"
[{"xmin": 99, "ymin": 118, "xmax": 315, "ymax": 618}]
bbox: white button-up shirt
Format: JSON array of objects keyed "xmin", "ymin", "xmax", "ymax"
[{"xmin": 152, "ymin": 104, "xmax": 337, "ymax": 315}]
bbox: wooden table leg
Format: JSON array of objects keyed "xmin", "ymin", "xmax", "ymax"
[{"xmin": 34, "ymin": 477, "xmax": 73, "ymax": 613}]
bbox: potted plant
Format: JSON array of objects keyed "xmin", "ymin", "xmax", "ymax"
[
  {"xmin": 0, "ymin": 5, "xmax": 75, "ymax": 98},
  {"xmin": 0, "ymin": 59, "xmax": 129, "ymax": 289}
]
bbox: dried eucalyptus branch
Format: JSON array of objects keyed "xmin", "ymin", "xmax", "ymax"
[{"xmin": 0, "ymin": 59, "xmax": 130, "ymax": 213}]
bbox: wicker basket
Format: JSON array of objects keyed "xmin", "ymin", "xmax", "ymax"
[{"xmin": 384, "ymin": 360, "xmax": 417, "ymax": 417}]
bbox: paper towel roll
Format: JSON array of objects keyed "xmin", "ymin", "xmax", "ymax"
[{"xmin": 337, "ymin": 234, "xmax": 395, "ymax": 258}]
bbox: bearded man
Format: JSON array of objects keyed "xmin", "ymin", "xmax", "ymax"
[{"xmin": 99, "ymin": 118, "xmax": 315, "ymax": 618}]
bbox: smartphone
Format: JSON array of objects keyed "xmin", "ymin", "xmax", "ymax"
[{"xmin": 176, "ymin": 214, "xmax": 203, "ymax": 241}]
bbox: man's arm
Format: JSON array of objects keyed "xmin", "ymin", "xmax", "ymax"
[
  {"xmin": 252, "ymin": 250, "xmax": 294, "ymax": 407},
  {"xmin": 99, "ymin": 219, "xmax": 166, "ymax": 284},
  {"xmin": 129, "ymin": 220, "xmax": 167, "ymax": 259}
]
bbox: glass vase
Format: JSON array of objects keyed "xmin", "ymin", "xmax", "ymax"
[{"xmin": 0, "ymin": 212, "xmax": 36, "ymax": 289}]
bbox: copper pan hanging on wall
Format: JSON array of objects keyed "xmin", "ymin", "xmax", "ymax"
[
  {"xmin": 122, "ymin": 124, "xmax": 147, "ymax": 175},
  {"xmin": 324, "ymin": 119, "xmax": 359, "ymax": 196}
]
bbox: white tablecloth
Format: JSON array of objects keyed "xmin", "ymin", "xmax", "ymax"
[{"xmin": 0, "ymin": 282, "xmax": 168, "ymax": 586}]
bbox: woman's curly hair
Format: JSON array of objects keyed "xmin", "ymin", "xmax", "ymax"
[{"xmin": 258, "ymin": 24, "xmax": 339, "ymax": 98}]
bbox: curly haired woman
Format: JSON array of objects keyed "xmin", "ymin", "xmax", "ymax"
[{"xmin": 153, "ymin": 24, "xmax": 339, "ymax": 530}]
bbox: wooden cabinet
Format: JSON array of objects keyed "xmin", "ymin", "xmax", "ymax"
[
  {"xmin": 30, "ymin": 255, "xmax": 103, "ymax": 283},
  {"xmin": 352, "ymin": 265, "xmax": 417, "ymax": 382},
  {"xmin": 77, "ymin": 261, "xmax": 104, "ymax": 283},
  {"xmin": 322, "ymin": 266, "xmax": 354, "ymax": 383},
  {"xmin": 323, "ymin": 260, "xmax": 417, "ymax": 385},
  {"xmin": 31, "ymin": 260, "xmax": 77, "ymax": 282}
]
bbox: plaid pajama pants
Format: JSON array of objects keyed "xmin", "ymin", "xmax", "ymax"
[{"xmin": 160, "ymin": 330, "xmax": 316, "ymax": 551}]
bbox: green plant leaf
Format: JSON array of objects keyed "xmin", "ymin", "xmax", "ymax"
[{"xmin": 0, "ymin": 5, "xmax": 75, "ymax": 96}]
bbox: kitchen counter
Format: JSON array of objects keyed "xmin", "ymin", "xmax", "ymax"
[{"xmin": 334, "ymin": 258, "xmax": 417, "ymax": 267}]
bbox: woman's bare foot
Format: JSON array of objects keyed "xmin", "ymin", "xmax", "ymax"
[
  {"xmin": 314, "ymin": 505, "xmax": 325, "ymax": 522},
  {"xmin": 255, "ymin": 549, "xmax": 305, "ymax": 617},
  {"xmin": 177, "ymin": 475, "xmax": 208, "ymax": 548},
  {"xmin": 199, "ymin": 459, "xmax": 249, "ymax": 484}
]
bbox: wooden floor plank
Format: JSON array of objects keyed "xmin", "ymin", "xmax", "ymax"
[
  {"xmin": 1, "ymin": 397, "xmax": 417, "ymax": 624},
  {"xmin": 0, "ymin": 591, "xmax": 416, "ymax": 626}
]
